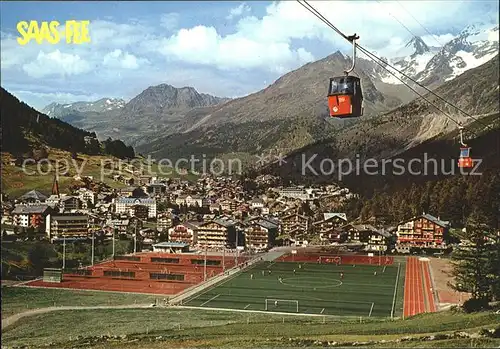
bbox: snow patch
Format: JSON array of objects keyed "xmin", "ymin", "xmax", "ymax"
[
  {"xmin": 63, "ymin": 104, "xmax": 72, "ymax": 108},
  {"xmin": 445, "ymin": 50, "xmax": 498, "ymax": 81}
]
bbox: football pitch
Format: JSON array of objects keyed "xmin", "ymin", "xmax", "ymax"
[{"xmin": 183, "ymin": 261, "xmax": 402, "ymax": 317}]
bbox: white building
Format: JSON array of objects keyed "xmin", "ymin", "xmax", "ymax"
[
  {"xmin": 77, "ymin": 188, "xmax": 95, "ymax": 208},
  {"xmin": 114, "ymin": 197, "xmax": 157, "ymax": 218},
  {"xmin": 278, "ymin": 187, "xmax": 315, "ymax": 201}
]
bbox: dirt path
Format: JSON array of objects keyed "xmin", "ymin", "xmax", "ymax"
[
  {"xmin": 428, "ymin": 257, "xmax": 470, "ymax": 305},
  {"xmin": 1, "ymin": 304, "xmax": 153, "ymax": 331}
]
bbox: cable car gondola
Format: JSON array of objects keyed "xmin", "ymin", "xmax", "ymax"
[
  {"xmin": 328, "ymin": 34, "xmax": 363, "ymax": 118},
  {"xmin": 457, "ymin": 125, "xmax": 473, "ymax": 168}
]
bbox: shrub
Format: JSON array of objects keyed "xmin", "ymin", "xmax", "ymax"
[{"xmin": 462, "ymin": 298, "xmax": 490, "ymax": 313}]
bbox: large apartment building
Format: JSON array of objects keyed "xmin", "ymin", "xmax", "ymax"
[
  {"xmin": 45, "ymin": 213, "xmax": 89, "ymax": 239},
  {"xmin": 114, "ymin": 197, "xmax": 157, "ymax": 218},
  {"xmin": 396, "ymin": 213, "xmax": 450, "ymax": 252}
]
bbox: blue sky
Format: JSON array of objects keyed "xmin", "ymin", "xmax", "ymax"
[{"xmin": 1, "ymin": 1, "xmax": 498, "ymax": 110}]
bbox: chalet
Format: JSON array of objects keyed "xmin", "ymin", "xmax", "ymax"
[
  {"xmin": 157, "ymin": 213, "xmax": 174, "ymax": 231},
  {"xmin": 281, "ymin": 213, "xmax": 310, "ymax": 246},
  {"xmin": 243, "ymin": 219, "xmax": 278, "ymax": 250},
  {"xmin": 185, "ymin": 195, "xmax": 206, "ymax": 207},
  {"xmin": 12, "ymin": 204, "xmax": 53, "ymax": 229},
  {"xmin": 132, "ymin": 204, "xmax": 149, "ymax": 219},
  {"xmin": 396, "ymin": 213, "xmax": 450, "ymax": 252},
  {"xmin": 168, "ymin": 221, "xmax": 201, "ymax": 245},
  {"xmin": 340, "ymin": 224, "xmax": 393, "ymax": 251},
  {"xmin": 146, "ymin": 183, "xmax": 166, "ymax": 196},
  {"xmin": 209, "ymin": 203, "xmax": 221, "ymax": 213},
  {"xmin": 313, "ymin": 213, "xmax": 348, "ymax": 244},
  {"xmin": 77, "ymin": 188, "xmax": 95, "ymax": 208},
  {"xmin": 197, "ymin": 217, "xmax": 237, "ymax": 248},
  {"xmin": 219, "ymin": 199, "xmax": 237, "ymax": 212},
  {"xmin": 59, "ymin": 196, "xmax": 82, "ymax": 212},
  {"xmin": 250, "ymin": 198, "xmax": 264, "ymax": 209},
  {"xmin": 118, "ymin": 187, "xmax": 135, "ymax": 197},
  {"xmin": 138, "ymin": 175, "xmax": 153, "ymax": 186}
]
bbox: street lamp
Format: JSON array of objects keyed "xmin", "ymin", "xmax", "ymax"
[{"xmin": 62, "ymin": 229, "xmax": 67, "ymax": 270}]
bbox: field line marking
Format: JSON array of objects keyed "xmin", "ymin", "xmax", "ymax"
[
  {"xmin": 182, "ymin": 262, "xmax": 261, "ymax": 304},
  {"xmin": 368, "ymin": 302, "xmax": 374, "ymax": 317},
  {"xmin": 200, "ymin": 294, "xmax": 221, "ymax": 307},
  {"xmin": 244, "ymin": 304, "xmax": 251, "ymax": 310},
  {"xmin": 320, "ymin": 308, "xmax": 325, "ymax": 314},
  {"xmin": 391, "ymin": 262, "xmax": 401, "ymax": 319}
]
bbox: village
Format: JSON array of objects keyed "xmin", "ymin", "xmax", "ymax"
[{"xmin": 0, "ymin": 171, "xmax": 453, "ymax": 256}]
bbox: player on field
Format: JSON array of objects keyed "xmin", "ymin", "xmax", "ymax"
[
  {"xmin": 262, "ymin": 270, "xmax": 265, "ymax": 276},
  {"xmin": 293, "ymin": 269, "xmax": 296, "ymax": 275},
  {"xmin": 340, "ymin": 272, "xmax": 344, "ymax": 279},
  {"xmin": 374, "ymin": 271, "xmax": 377, "ymax": 276},
  {"xmin": 250, "ymin": 273, "xmax": 254, "ymax": 279}
]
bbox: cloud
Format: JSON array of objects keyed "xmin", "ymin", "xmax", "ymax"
[
  {"xmin": 160, "ymin": 13, "xmax": 179, "ymax": 31},
  {"xmin": 102, "ymin": 49, "xmax": 148, "ymax": 69},
  {"xmin": 157, "ymin": 25, "xmax": 314, "ymax": 73},
  {"xmin": 22, "ymin": 50, "xmax": 92, "ymax": 78},
  {"xmin": 226, "ymin": 3, "xmax": 251, "ymax": 20}
]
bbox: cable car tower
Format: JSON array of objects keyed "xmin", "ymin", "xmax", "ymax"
[
  {"xmin": 327, "ymin": 34, "xmax": 364, "ymax": 118},
  {"xmin": 457, "ymin": 124, "xmax": 473, "ymax": 168}
]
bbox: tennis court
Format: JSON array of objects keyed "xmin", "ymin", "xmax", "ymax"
[{"xmin": 183, "ymin": 261, "xmax": 402, "ymax": 317}]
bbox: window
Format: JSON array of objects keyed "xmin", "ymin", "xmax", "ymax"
[
  {"xmin": 114, "ymin": 255, "xmax": 140, "ymax": 261},
  {"xmin": 104, "ymin": 270, "xmax": 135, "ymax": 278},
  {"xmin": 151, "ymin": 257, "xmax": 180, "ymax": 264},
  {"xmin": 150, "ymin": 273, "xmax": 184, "ymax": 281},
  {"xmin": 191, "ymin": 259, "xmax": 221, "ymax": 266}
]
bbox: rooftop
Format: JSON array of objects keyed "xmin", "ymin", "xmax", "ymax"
[
  {"xmin": 18, "ymin": 190, "xmax": 47, "ymax": 201},
  {"xmin": 153, "ymin": 242, "xmax": 189, "ymax": 248}
]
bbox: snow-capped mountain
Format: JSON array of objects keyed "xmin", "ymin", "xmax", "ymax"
[
  {"xmin": 378, "ymin": 24, "xmax": 498, "ymax": 87},
  {"xmin": 42, "ymin": 98, "xmax": 126, "ymax": 118}
]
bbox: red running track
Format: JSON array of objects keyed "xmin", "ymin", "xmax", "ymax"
[
  {"xmin": 422, "ymin": 260, "xmax": 436, "ymax": 312},
  {"xmin": 403, "ymin": 257, "xmax": 436, "ymax": 318}
]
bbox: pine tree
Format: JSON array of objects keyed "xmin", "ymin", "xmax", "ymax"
[{"xmin": 449, "ymin": 210, "xmax": 499, "ymax": 302}]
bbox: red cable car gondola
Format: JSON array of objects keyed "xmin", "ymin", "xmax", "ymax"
[
  {"xmin": 457, "ymin": 125, "xmax": 473, "ymax": 168},
  {"xmin": 328, "ymin": 34, "xmax": 363, "ymax": 118}
]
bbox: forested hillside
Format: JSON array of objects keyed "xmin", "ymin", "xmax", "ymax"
[{"xmin": 0, "ymin": 87, "xmax": 134, "ymax": 159}]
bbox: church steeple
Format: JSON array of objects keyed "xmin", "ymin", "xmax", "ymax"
[{"xmin": 51, "ymin": 175, "xmax": 60, "ymax": 197}]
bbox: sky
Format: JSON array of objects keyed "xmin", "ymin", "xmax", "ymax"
[{"xmin": 1, "ymin": 0, "xmax": 498, "ymax": 110}]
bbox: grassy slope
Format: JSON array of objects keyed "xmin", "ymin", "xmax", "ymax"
[
  {"xmin": 1, "ymin": 150, "xmax": 201, "ymax": 198},
  {"xmin": 1, "ymin": 286, "xmax": 158, "ymax": 320},
  {"xmin": 1, "ymin": 304, "xmax": 498, "ymax": 348}
]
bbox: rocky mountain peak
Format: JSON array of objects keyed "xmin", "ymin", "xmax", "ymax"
[
  {"xmin": 406, "ymin": 36, "xmax": 430, "ymax": 57},
  {"xmin": 121, "ymin": 83, "xmax": 228, "ymax": 118}
]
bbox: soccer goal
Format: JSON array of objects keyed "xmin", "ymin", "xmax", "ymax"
[
  {"xmin": 318, "ymin": 256, "xmax": 341, "ymax": 264},
  {"xmin": 265, "ymin": 298, "xmax": 299, "ymax": 313}
]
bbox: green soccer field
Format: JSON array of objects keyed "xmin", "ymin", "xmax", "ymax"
[{"xmin": 183, "ymin": 261, "xmax": 402, "ymax": 317}]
